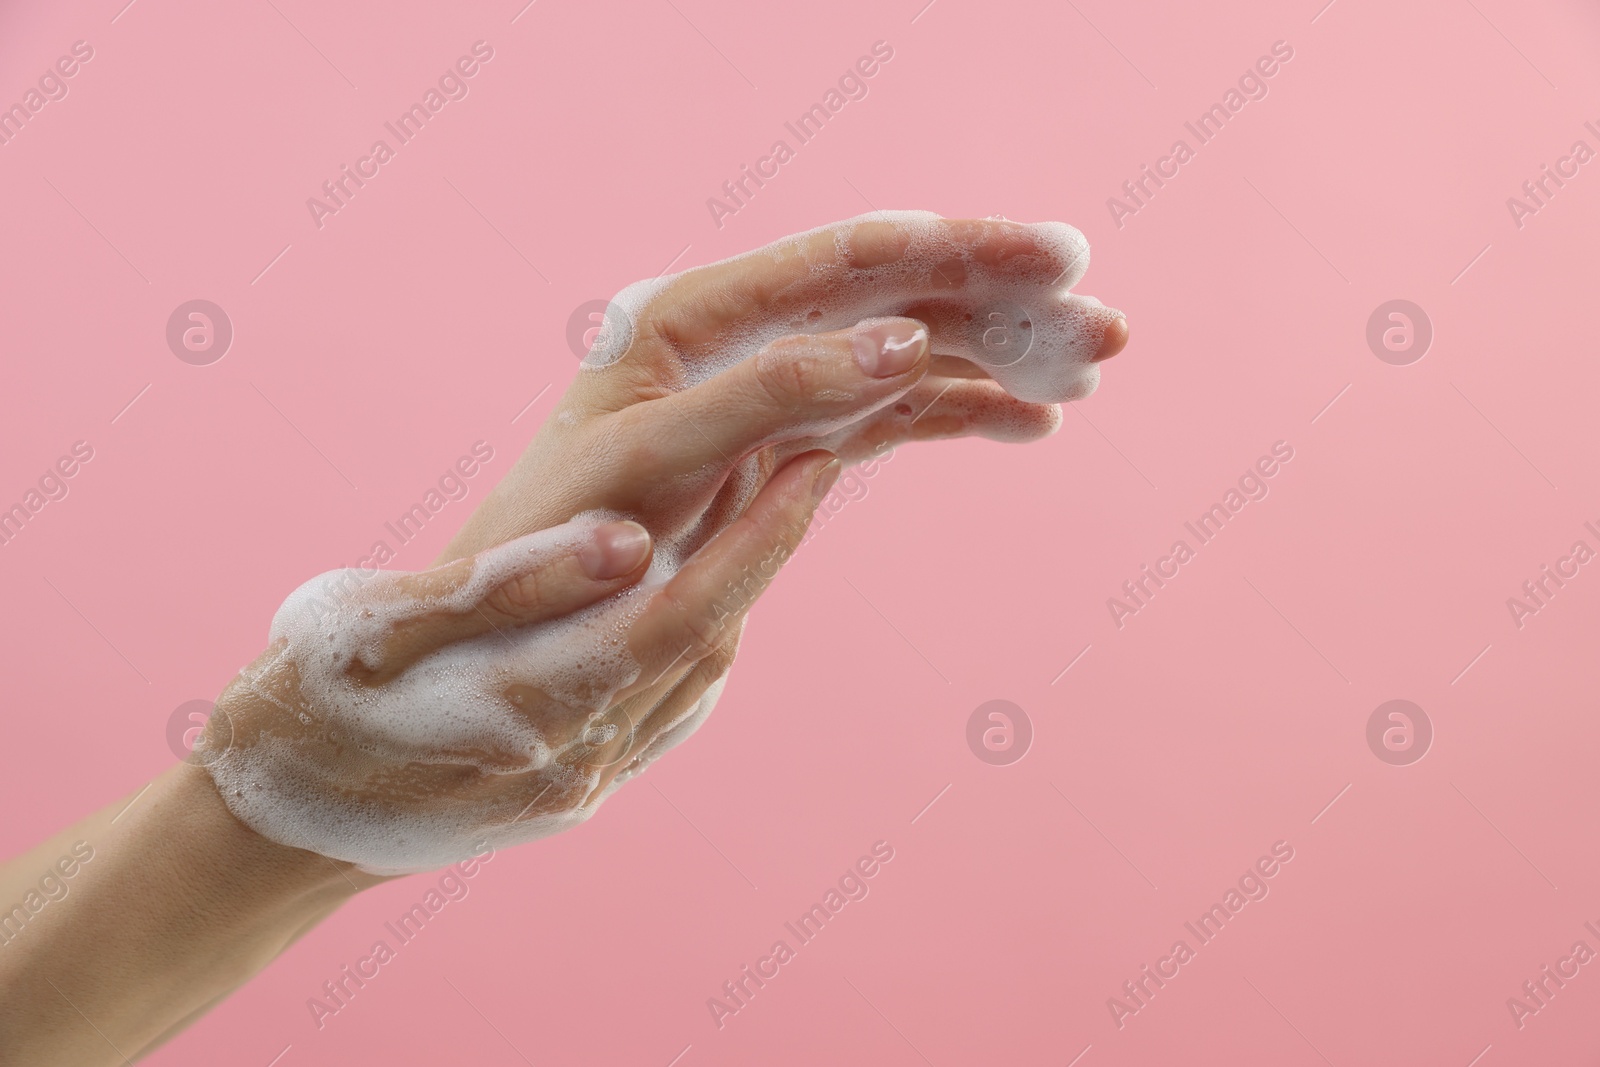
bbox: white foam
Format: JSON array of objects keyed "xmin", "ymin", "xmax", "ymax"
[
  {"xmin": 588, "ymin": 211, "xmax": 1115, "ymax": 404},
  {"xmin": 205, "ymin": 516, "xmax": 697, "ymax": 873}
]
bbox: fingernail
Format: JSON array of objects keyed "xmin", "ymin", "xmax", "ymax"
[
  {"xmin": 1092, "ymin": 313, "xmax": 1128, "ymax": 363},
  {"xmin": 812, "ymin": 457, "xmax": 843, "ymax": 503},
  {"xmin": 852, "ymin": 321, "xmax": 927, "ymax": 378},
  {"xmin": 578, "ymin": 521, "xmax": 651, "ymax": 579}
]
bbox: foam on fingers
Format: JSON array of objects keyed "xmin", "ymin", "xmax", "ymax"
[{"xmin": 589, "ymin": 212, "xmax": 1116, "ymax": 405}]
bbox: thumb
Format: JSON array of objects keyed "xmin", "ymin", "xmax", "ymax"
[{"xmin": 359, "ymin": 519, "xmax": 653, "ymax": 678}]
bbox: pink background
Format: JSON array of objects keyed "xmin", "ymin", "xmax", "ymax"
[{"xmin": 4, "ymin": 0, "xmax": 1600, "ymax": 1063}]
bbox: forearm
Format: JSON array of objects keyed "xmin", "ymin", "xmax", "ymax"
[{"xmin": 0, "ymin": 764, "xmax": 382, "ymax": 1065}]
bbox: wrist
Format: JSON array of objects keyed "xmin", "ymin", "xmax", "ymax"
[
  {"xmin": 167, "ymin": 762, "xmax": 391, "ymax": 900},
  {"xmin": 0, "ymin": 765, "xmax": 382, "ymax": 1066}
]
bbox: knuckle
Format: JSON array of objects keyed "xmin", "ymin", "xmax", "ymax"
[
  {"xmin": 754, "ymin": 344, "xmax": 832, "ymax": 413},
  {"xmin": 780, "ymin": 514, "xmax": 813, "ymax": 550},
  {"xmin": 482, "ymin": 567, "xmax": 552, "ymax": 620},
  {"xmin": 846, "ymin": 220, "xmax": 912, "ymax": 269},
  {"xmin": 697, "ymin": 636, "xmax": 739, "ymax": 680},
  {"xmin": 593, "ymin": 414, "xmax": 666, "ymax": 472}
]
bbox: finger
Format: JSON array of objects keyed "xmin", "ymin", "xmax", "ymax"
[
  {"xmin": 624, "ymin": 450, "xmax": 839, "ymax": 685},
  {"xmin": 560, "ymin": 626, "xmax": 741, "ymax": 792},
  {"xmin": 929, "ymin": 353, "xmax": 994, "ymax": 379},
  {"xmin": 892, "ymin": 378, "xmax": 1065, "ymax": 443},
  {"xmin": 639, "ymin": 214, "xmax": 1091, "ymax": 349},
  {"xmin": 588, "ymin": 214, "xmax": 1121, "ymax": 406},
  {"xmin": 886, "ymin": 291, "xmax": 1123, "ymax": 402},
  {"xmin": 363, "ymin": 519, "xmax": 653, "ymax": 677},
  {"xmin": 775, "ymin": 376, "xmax": 1065, "ymax": 465},
  {"xmin": 601, "ymin": 318, "xmax": 929, "ymax": 482},
  {"xmin": 1095, "ymin": 315, "xmax": 1130, "ymax": 362}
]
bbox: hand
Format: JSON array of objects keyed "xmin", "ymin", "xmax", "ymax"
[
  {"xmin": 444, "ymin": 211, "xmax": 1127, "ymax": 563},
  {"xmin": 203, "ymin": 451, "xmax": 840, "ymax": 873}
]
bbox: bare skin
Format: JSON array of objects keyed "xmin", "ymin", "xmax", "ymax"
[{"xmin": 0, "ymin": 215, "xmax": 1126, "ymax": 1064}]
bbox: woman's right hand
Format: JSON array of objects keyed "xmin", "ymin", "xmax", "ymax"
[{"xmin": 199, "ymin": 450, "xmax": 840, "ymax": 874}]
